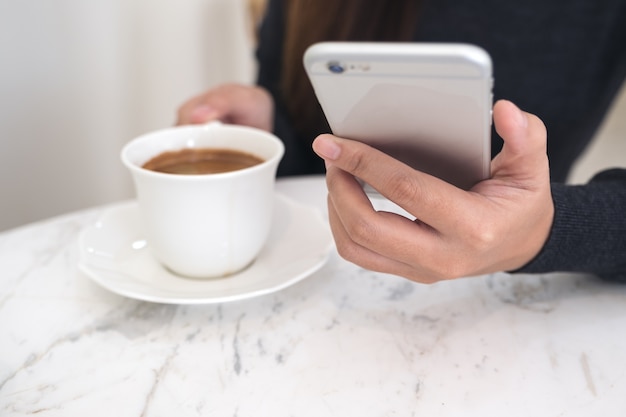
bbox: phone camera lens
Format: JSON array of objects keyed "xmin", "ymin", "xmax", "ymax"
[{"xmin": 327, "ymin": 61, "xmax": 345, "ymax": 74}]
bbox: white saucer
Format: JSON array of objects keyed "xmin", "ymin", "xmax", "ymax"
[{"xmin": 78, "ymin": 194, "xmax": 334, "ymax": 304}]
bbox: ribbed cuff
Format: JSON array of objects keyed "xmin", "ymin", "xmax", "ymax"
[{"xmin": 516, "ymin": 169, "xmax": 626, "ymax": 281}]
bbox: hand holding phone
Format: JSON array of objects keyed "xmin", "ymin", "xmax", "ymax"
[{"xmin": 313, "ymin": 100, "xmax": 554, "ymax": 282}]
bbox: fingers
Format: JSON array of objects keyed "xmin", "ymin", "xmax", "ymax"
[
  {"xmin": 176, "ymin": 93, "xmax": 227, "ymax": 126},
  {"xmin": 326, "ymin": 193, "xmax": 443, "ymax": 283},
  {"xmin": 175, "ymin": 84, "xmax": 274, "ymax": 131},
  {"xmin": 312, "ymin": 134, "xmax": 469, "ymax": 231},
  {"xmin": 324, "ymin": 164, "xmax": 446, "ymax": 281}
]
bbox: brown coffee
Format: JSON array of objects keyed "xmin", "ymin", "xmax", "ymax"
[{"xmin": 142, "ymin": 148, "xmax": 264, "ymax": 175}]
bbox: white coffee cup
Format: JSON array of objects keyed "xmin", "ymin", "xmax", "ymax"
[{"xmin": 121, "ymin": 122, "xmax": 284, "ymax": 278}]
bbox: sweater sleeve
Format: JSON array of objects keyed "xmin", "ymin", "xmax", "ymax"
[{"xmin": 517, "ymin": 168, "xmax": 626, "ymax": 281}]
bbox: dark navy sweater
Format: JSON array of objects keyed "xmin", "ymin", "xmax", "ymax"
[{"xmin": 256, "ymin": 0, "xmax": 626, "ymax": 280}]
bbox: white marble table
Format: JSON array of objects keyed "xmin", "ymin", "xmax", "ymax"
[{"xmin": 2, "ymin": 175, "xmax": 626, "ymax": 416}]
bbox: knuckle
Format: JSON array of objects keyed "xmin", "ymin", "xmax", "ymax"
[
  {"xmin": 335, "ymin": 241, "xmax": 360, "ymax": 263},
  {"xmin": 343, "ymin": 147, "xmax": 369, "ymax": 176},
  {"xmin": 468, "ymin": 222, "xmax": 498, "ymax": 252},
  {"xmin": 384, "ymin": 172, "xmax": 423, "ymax": 204},
  {"xmin": 346, "ymin": 215, "xmax": 379, "ymax": 246}
]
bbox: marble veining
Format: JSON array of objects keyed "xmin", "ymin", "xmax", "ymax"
[{"xmin": 2, "ymin": 176, "xmax": 626, "ymax": 416}]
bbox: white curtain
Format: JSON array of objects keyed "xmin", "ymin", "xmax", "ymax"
[{"xmin": 0, "ymin": 0, "xmax": 255, "ymax": 231}]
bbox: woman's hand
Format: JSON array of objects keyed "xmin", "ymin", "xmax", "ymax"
[
  {"xmin": 176, "ymin": 83, "xmax": 274, "ymax": 132},
  {"xmin": 312, "ymin": 100, "xmax": 554, "ymax": 283}
]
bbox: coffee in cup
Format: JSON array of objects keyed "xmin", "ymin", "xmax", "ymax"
[
  {"xmin": 121, "ymin": 122, "xmax": 284, "ymax": 278},
  {"xmin": 142, "ymin": 148, "xmax": 264, "ymax": 175}
]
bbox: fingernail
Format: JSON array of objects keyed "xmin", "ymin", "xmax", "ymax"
[
  {"xmin": 313, "ymin": 136, "xmax": 341, "ymax": 160},
  {"xmin": 512, "ymin": 102, "xmax": 528, "ymax": 128}
]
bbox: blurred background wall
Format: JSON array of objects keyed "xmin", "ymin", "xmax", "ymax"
[
  {"xmin": 0, "ymin": 0, "xmax": 623, "ymax": 231},
  {"xmin": 0, "ymin": 0, "xmax": 258, "ymax": 231},
  {"xmin": 568, "ymin": 83, "xmax": 626, "ymax": 185}
]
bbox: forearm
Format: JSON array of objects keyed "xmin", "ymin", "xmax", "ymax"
[{"xmin": 517, "ymin": 168, "xmax": 626, "ymax": 281}]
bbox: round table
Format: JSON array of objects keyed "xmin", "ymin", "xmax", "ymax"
[{"xmin": 2, "ymin": 175, "xmax": 626, "ymax": 416}]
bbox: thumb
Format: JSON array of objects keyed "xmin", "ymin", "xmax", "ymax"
[{"xmin": 491, "ymin": 100, "xmax": 549, "ymax": 184}]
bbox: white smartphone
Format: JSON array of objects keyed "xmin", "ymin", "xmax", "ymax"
[{"xmin": 303, "ymin": 42, "xmax": 493, "ymax": 193}]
